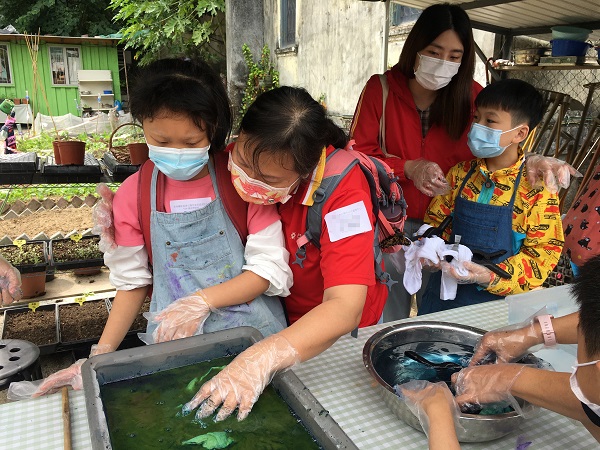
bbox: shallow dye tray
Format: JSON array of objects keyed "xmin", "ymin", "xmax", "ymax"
[{"xmin": 81, "ymin": 327, "xmax": 357, "ymax": 450}]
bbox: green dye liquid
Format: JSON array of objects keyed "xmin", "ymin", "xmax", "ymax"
[{"xmin": 101, "ymin": 356, "xmax": 321, "ymax": 450}]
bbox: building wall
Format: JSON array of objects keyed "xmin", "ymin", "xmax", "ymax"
[
  {"xmin": 0, "ymin": 40, "xmax": 120, "ymax": 117},
  {"xmin": 263, "ymin": 0, "xmax": 387, "ymax": 126},
  {"xmin": 262, "ymin": 1, "xmax": 496, "ymax": 127}
]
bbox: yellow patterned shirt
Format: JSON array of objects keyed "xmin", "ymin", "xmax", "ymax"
[{"xmin": 424, "ymin": 153, "xmax": 564, "ymax": 296}]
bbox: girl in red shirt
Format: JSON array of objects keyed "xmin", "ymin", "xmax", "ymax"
[{"xmin": 183, "ymin": 86, "xmax": 388, "ymax": 422}]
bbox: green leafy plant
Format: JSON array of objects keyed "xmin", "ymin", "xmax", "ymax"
[
  {"xmin": 236, "ymin": 44, "xmax": 280, "ymax": 129},
  {"xmin": 109, "ymin": 0, "xmax": 225, "ymax": 66},
  {"xmin": 1, "ymin": 243, "xmax": 45, "ymax": 266}
]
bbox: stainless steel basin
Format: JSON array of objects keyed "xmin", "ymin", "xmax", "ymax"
[{"xmin": 363, "ymin": 321, "xmax": 550, "ymax": 443}]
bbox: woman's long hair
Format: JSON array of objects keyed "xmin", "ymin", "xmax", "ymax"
[{"xmin": 398, "ymin": 3, "xmax": 475, "ymax": 140}]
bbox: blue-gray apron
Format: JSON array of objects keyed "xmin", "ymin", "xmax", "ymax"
[
  {"xmin": 419, "ymin": 162, "xmax": 524, "ymax": 314},
  {"xmin": 146, "ymin": 159, "xmax": 286, "ymax": 337}
]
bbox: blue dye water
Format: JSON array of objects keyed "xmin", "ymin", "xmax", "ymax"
[
  {"xmin": 374, "ymin": 341, "xmax": 472, "ymax": 386},
  {"xmin": 374, "ymin": 341, "xmax": 514, "ymax": 415}
]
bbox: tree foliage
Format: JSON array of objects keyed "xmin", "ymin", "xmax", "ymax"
[
  {"xmin": 0, "ymin": 0, "xmax": 121, "ymax": 36},
  {"xmin": 109, "ymin": 0, "xmax": 225, "ymax": 66}
]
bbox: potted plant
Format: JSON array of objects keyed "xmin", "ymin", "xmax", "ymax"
[
  {"xmin": 57, "ymin": 131, "xmax": 86, "ymax": 165},
  {"xmin": 236, "ymin": 44, "xmax": 280, "ymax": 129},
  {"xmin": 50, "ymin": 235, "xmax": 104, "ymax": 275},
  {"xmin": 0, "ymin": 240, "xmax": 49, "ymax": 298}
]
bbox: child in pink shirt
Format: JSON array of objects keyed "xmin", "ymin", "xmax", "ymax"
[{"xmin": 31, "ymin": 58, "xmax": 292, "ymax": 397}]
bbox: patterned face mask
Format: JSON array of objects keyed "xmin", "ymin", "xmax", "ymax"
[{"xmin": 228, "ymin": 152, "xmax": 299, "ymax": 205}]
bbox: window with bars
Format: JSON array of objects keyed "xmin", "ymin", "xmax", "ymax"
[
  {"xmin": 0, "ymin": 44, "xmax": 12, "ymax": 84},
  {"xmin": 280, "ymin": 0, "xmax": 296, "ymax": 48},
  {"xmin": 49, "ymin": 46, "xmax": 81, "ymax": 86}
]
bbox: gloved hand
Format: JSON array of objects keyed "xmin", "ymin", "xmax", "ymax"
[
  {"xmin": 452, "ymin": 364, "xmax": 526, "ymax": 408},
  {"xmin": 440, "ymin": 260, "xmax": 493, "ymax": 287},
  {"xmin": 395, "ymin": 380, "xmax": 463, "ymax": 438},
  {"xmin": 92, "ymin": 183, "xmax": 116, "ymax": 253},
  {"xmin": 405, "ymin": 159, "xmax": 451, "ymax": 197},
  {"xmin": 0, "ymin": 254, "xmax": 22, "ymax": 305},
  {"xmin": 525, "ymin": 154, "xmax": 581, "ymax": 194},
  {"xmin": 31, "ymin": 343, "xmax": 114, "ymax": 397},
  {"xmin": 149, "ymin": 292, "xmax": 218, "ymax": 343},
  {"xmin": 469, "ymin": 317, "xmax": 546, "ymax": 366},
  {"xmin": 183, "ymin": 334, "xmax": 299, "ymax": 422}
]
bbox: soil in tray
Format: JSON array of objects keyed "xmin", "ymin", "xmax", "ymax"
[
  {"xmin": 52, "ymin": 236, "xmax": 103, "ymax": 263},
  {"xmin": 59, "ymin": 301, "xmax": 109, "ymax": 343},
  {"xmin": 3, "ymin": 308, "xmax": 57, "ymax": 346},
  {"xmin": 101, "ymin": 356, "xmax": 321, "ymax": 450}
]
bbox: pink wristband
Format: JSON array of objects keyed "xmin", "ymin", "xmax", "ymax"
[{"xmin": 536, "ymin": 314, "xmax": 556, "ymax": 347}]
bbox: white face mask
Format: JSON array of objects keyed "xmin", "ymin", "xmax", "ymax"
[
  {"xmin": 414, "ymin": 53, "xmax": 461, "ymax": 91},
  {"xmin": 570, "ymin": 359, "xmax": 600, "ymax": 416}
]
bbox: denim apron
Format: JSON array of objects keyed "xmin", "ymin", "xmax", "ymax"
[
  {"xmin": 420, "ymin": 162, "xmax": 524, "ymax": 314},
  {"xmin": 147, "ymin": 159, "xmax": 286, "ymax": 337}
]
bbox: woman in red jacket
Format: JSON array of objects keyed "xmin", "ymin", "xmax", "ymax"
[
  {"xmin": 351, "ymin": 3, "xmax": 576, "ymax": 320},
  {"xmin": 351, "ymin": 3, "xmax": 480, "ymax": 320}
]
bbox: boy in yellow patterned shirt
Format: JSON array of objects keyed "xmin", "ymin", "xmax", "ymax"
[{"xmin": 420, "ymin": 79, "xmax": 563, "ymax": 314}]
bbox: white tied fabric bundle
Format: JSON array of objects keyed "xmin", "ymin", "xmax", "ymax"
[{"xmin": 402, "ymin": 225, "xmax": 472, "ymax": 300}]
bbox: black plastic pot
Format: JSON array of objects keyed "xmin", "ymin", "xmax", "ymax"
[{"xmin": 49, "ymin": 236, "xmax": 104, "ymax": 272}]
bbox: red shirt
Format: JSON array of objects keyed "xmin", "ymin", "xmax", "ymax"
[
  {"xmin": 350, "ymin": 65, "xmax": 482, "ymax": 220},
  {"xmin": 279, "ymin": 147, "xmax": 388, "ymax": 327}
]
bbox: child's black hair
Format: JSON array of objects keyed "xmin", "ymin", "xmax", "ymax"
[
  {"xmin": 570, "ymin": 254, "xmax": 600, "ymax": 357},
  {"xmin": 239, "ymin": 86, "xmax": 348, "ymax": 177},
  {"xmin": 129, "ymin": 58, "xmax": 231, "ymax": 152},
  {"xmin": 475, "ymin": 79, "xmax": 544, "ymax": 130}
]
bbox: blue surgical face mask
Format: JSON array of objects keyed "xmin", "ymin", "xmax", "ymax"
[
  {"xmin": 148, "ymin": 144, "xmax": 210, "ymax": 181},
  {"xmin": 467, "ymin": 122, "xmax": 523, "ymax": 159}
]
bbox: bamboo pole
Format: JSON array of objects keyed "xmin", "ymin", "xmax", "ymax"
[
  {"xmin": 25, "ymin": 31, "xmax": 59, "ymax": 139},
  {"xmin": 62, "ymin": 387, "xmax": 72, "ymax": 450}
]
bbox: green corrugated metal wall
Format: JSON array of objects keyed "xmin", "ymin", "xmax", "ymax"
[{"xmin": 0, "ymin": 40, "xmax": 120, "ymax": 117}]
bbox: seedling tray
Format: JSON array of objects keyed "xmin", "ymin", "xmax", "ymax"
[
  {"xmin": 41, "ymin": 153, "xmax": 102, "ymax": 183},
  {"xmin": 50, "ymin": 236, "xmax": 104, "ymax": 271},
  {"xmin": 0, "ymin": 152, "xmax": 37, "ymax": 184},
  {"xmin": 58, "ymin": 300, "xmax": 109, "ymax": 350},
  {"xmin": 102, "ymin": 152, "xmax": 139, "ymax": 182},
  {"xmin": 0, "ymin": 241, "xmax": 49, "ymax": 274},
  {"xmin": 2, "ymin": 304, "xmax": 59, "ymax": 355}
]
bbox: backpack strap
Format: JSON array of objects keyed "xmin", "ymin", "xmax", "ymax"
[
  {"xmin": 214, "ymin": 150, "xmax": 248, "ymax": 245},
  {"xmin": 137, "ymin": 159, "xmax": 163, "ymax": 266},
  {"xmin": 378, "ymin": 73, "xmax": 389, "ymax": 156}
]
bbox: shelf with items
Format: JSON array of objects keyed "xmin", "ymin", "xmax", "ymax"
[{"xmin": 77, "ymin": 69, "xmax": 114, "ymax": 113}]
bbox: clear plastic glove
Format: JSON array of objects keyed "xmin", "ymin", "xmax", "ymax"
[
  {"xmin": 525, "ymin": 154, "xmax": 581, "ymax": 194},
  {"xmin": 405, "ymin": 159, "xmax": 451, "ymax": 197},
  {"xmin": 149, "ymin": 292, "xmax": 218, "ymax": 343},
  {"xmin": 469, "ymin": 311, "xmax": 548, "ymax": 366},
  {"xmin": 183, "ymin": 334, "xmax": 299, "ymax": 422},
  {"xmin": 451, "ymin": 364, "xmax": 527, "ymax": 412},
  {"xmin": 92, "ymin": 183, "xmax": 116, "ymax": 253},
  {"xmin": 440, "ymin": 260, "xmax": 493, "ymax": 287},
  {"xmin": 0, "ymin": 254, "xmax": 22, "ymax": 305},
  {"xmin": 395, "ymin": 380, "xmax": 463, "ymax": 438},
  {"xmin": 29, "ymin": 343, "xmax": 113, "ymax": 397}
]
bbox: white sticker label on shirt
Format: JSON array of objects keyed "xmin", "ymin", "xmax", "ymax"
[
  {"xmin": 170, "ymin": 198, "xmax": 212, "ymax": 213},
  {"xmin": 324, "ymin": 201, "xmax": 372, "ymax": 243}
]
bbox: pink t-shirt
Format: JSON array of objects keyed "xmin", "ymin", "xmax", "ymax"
[{"xmin": 113, "ymin": 171, "xmax": 280, "ymax": 246}]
